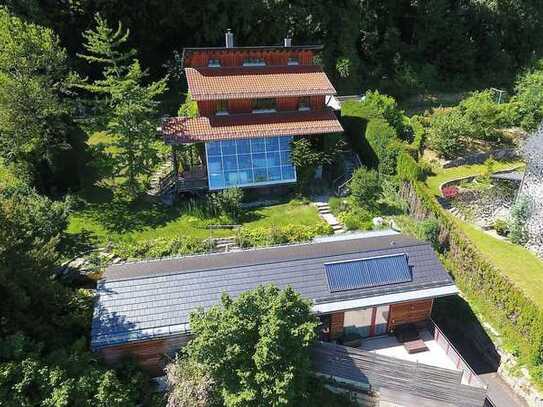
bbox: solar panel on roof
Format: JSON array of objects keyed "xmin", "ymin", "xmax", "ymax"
[{"xmin": 324, "ymin": 253, "xmax": 412, "ymax": 292}]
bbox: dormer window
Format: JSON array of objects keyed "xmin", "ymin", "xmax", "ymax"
[
  {"xmin": 288, "ymin": 56, "xmax": 299, "ymax": 65},
  {"xmin": 216, "ymin": 100, "xmax": 228, "ymax": 115},
  {"xmin": 253, "ymin": 98, "xmax": 276, "ymax": 113},
  {"xmin": 208, "ymin": 58, "xmax": 221, "ymax": 67},
  {"xmin": 243, "ymin": 57, "xmax": 266, "ymax": 67},
  {"xmin": 298, "ymin": 97, "xmax": 310, "ymax": 111}
]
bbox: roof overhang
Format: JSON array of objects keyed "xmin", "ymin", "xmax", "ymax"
[
  {"xmin": 161, "ymin": 111, "xmax": 343, "ymax": 144},
  {"xmin": 185, "ymin": 66, "xmax": 336, "ymax": 100},
  {"xmin": 312, "ymin": 285, "xmax": 459, "ymax": 314}
]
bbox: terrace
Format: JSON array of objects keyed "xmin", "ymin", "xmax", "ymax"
[{"xmin": 358, "ymin": 321, "xmax": 485, "ymax": 388}]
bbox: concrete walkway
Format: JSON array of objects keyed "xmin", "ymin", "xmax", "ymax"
[
  {"xmin": 482, "ymin": 372, "xmax": 528, "ymax": 407},
  {"xmin": 312, "ymin": 195, "xmax": 345, "ymax": 234}
]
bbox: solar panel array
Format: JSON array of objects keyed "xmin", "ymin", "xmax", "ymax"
[{"xmin": 325, "ymin": 253, "xmax": 412, "ymax": 292}]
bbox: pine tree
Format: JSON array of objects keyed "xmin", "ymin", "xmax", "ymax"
[{"xmin": 77, "ymin": 14, "xmax": 167, "ymax": 196}]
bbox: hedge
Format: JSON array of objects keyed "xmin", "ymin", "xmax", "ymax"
[
  {"xmin": 397, "ymin": 150, "xmax": 423, "ymax": 181},
  {"xmin": 236, "ymin": 223, "xmax": 333, "ymax": 248},
  {"xmin": 112, "ymin": 235, "xmax": 213, "ymax": 259},
  {"xmin": 400, "ymin": 180, "xmax": 543, "ymax": 379}
]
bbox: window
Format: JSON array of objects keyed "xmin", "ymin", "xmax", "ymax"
[
  {"xmin": 253, "ymin": 98, "xmax": 276, "ymax": 113},
  {"xmin": 243, "ymin": 57, "xmax": 266, "ymax": 67},
  {"xmin": 288, "ymin": 56, "xmax": 299, "ymax": 65},
  {"xmin": 298, "ymin": 97, "xmax": 310, "ymax": 111},
  {"xmin": 208, "ymin": 58, "xmax": 221, "ymax": 67},
  {"xmin": 216, "ymin": 100, "xmax": 228, "ymax": 115},
  {"xmin": 205, "ymin": 136, "xmax": 296, "ymax": 190}
]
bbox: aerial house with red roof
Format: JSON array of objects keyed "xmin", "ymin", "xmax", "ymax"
[{"xmin": 158, "ymin": 31, "xmax": 343, "ymax": 193}]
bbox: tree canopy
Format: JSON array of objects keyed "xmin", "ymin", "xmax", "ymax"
[{"xmin": 170, "ymin": 285, "xmax": 319, "ymax": 407}]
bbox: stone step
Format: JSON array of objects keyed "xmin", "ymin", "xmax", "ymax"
[{"xmin": 319, "ymin": 209, "xmax": 332, "ymax": 215}]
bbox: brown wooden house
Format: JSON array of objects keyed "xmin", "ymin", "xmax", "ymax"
[
  {"xmin": 91, "ymin": 232, "xmax": 460, "ymax": 376},
  {"xmin": 158, "ymin": 31, "xmax": 343, "ymax": 193}
]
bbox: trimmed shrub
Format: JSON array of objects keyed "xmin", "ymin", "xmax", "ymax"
[
  {"xmin": 339, "ymin": 207, "xmax": 374, "ymax": 231},
  {"xmin": 397, "ymin": 150, "xmax": 423, "ymax": 181},
  {"xmin": 410, "ymin": 116, "xmax": 426, "ymax": 155},
  {"xmin": 359, "ymin": 90, "xmax": 407, "ymax": 136},
  {"xmin": 365, "ymin": 118, "xmax": 403, "ymax": 175},
  {"xmin": 349, "ymin": 167, "xmax": 381, "ymax": 208},
  {"xmin": 113, "ymin": 236, "xmax": 212, "ymax": 259},
  {"xmin": 236, "ymin": 223, "xmax": 333, "ymax": 248}
]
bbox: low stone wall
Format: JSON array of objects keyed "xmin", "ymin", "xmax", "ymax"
[{"xmin": 443, "ymin": 148, "xmax": 518, "ymax": 168}]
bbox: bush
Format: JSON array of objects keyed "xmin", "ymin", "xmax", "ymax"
[
  {"xmin": 178, "ymin": 93, "xmax": 198, "ymax": 118},
  {"xmin": 512, "ymin": 61, "xmax": 543, "ymax": 131},
  {"xmin": 365, "ymin": 118, "xmax": 403, "ymax": 175},
  {"xmin": 113, "ymin": 235, "xmax": 212, "ymax": 259},
  {"xmin": 236, "ymin": 223, "xmax": 333, "ymax": 248},
  {"xmin": 458, "ymin": 90, "xmax": 502, "ymax": 141},
  {"xmin": 415, "ymin": 219, "xmax": 441, "ymax": 251},
  {"xmin": 328, "ymin": 196, "xmax": 348, "ymax": 215},
  {"xmin": 397, "ymin": 150, "xmax": 423, "ymax": 181},
  {"xmin": 441, "ymin": 185, "xmax": 459, "ymax": 199},
  {"xmin": 349, "ymin": 167, "xmax": 381, "ymax": 208},
  {"xmin": 428, "ymin": 108, "xmax": 468, "ymax": 159},
  {"xmin": 360, "ymin": 90, "xmax": 407, "ymax": 136},
  {"xmin": 339, "ymin": 207, "xmax": 374, "ymax": 231},
  {"xmin": 410, "ymin": 116, "xmax": 426, "ymax": 155},
  {"xmin": 209, "ymin": 187, "xmax": 244, "ymax": 223},
  {"xmin": 493, "ymin": 219, "xmax": 510, "ymax": 236},
  {"xmin": 509, "ymin": 196, "xmax": 531, "ymax": 245}
]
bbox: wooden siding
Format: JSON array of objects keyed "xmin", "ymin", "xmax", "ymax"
[
  {"xmin": 330, "ymin": 312, "xmax": 345, "ymax": 339},
  {"xmin": 276, "ymin": 97, "xmax": 300, "ymax": 111},
  {"xmin": 309, "ymin": 95, "xmax": 325, "ymax": 112},
  {"xmin": 388, "ymin": 299, "xmax": 433, "ymax": 331},
  {"xmin": 228, "ymin": 98, "xmax": 252, "ymax": 114},
  {"xmin": 197, "ymin": 100, "xmax": 216, "ymax": 116},
  {"xmin": 186, "ymin": 49, "xmax": 315, "ymax": 67},
  {"xmin": 98, "ymin": 335, "xmax": 190, "ymax": 376}
]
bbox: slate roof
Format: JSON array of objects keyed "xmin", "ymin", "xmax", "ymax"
[
  {"xmin": 91, "ymin": 234, "xmax": 455, "ymax": 350},
  {"xmin": 161, "ymin": 111, "xmax": 343, "ymax": 144},
  {"xmin": 185, "ymin": 65, "xmax": 336, "ymax": 100}
]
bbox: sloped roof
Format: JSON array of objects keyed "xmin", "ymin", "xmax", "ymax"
[
  {"xmin": 185, "ymin": 65, "xmax": 336, "ymax": 100},
  {"xmin": 161, "ymin": 111, "xmax": 343, "ymax": 144},
  {"xmin": 91, "ymin": 234, "xmax": 456, "ymax": 350}
]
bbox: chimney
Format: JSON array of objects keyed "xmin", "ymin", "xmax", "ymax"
[
  {"xmin": 225, "ymin": 29, "xmax": 234, "ymax": 48},
  {"xmin": 284, "ymin": 37, "xmax": 292, "ymax": 47}
]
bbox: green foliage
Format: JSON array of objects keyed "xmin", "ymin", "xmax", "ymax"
[
  {"xmin": 416, "ymin": 219, "xmax": 441, "ymax": 251},
  {"xmin": 365, "ymin": 118, "xmax": 403, "ymax": 174},
  {"xmin": 185, "ymin": 285, "xmax": 319, "ymax": 407},
  {"xmin": 512, "ymin": 60, "xmax": 543, "ymax": 131},
  {"xmin": 509, "ymin": 196, "xmax": 531, "ymax": 245},
  {"xmin": 349, "ymin": 167, "xmax": 381, "ymax": 208},
  {"xmin": 290, "ymin": 138, "xmax": 331, "ymax": 190},
  {"xmin": 458, "ymin": 90, "xmax": 502, "ymax": 141},
  {"xmin": 0, "ymin": 7, "xmax": 84, "ymax": 191},
  {"xmin": 410, "ymin": 116, "xmax": 426, "ymax": 155},
  {"xmin": 397, "ymin": 150, "xmax": 423, "ymax": 181},
  {"xmin": 112, "ymin": 235, "xmax": 212, "ymax": 259},
  {"xmin": 493, "ymin": 219, "xmax": 510, "ymax": 236},
  {"xmin": 77, "ymin": 14, "xmax": 168, "ymax": 196},
  {"xmin": 335, "ymin": 57, "xmax": 352, "ymax": 79},
  {"xmin": 339, "ymin": 207, "xmax": 374, "ymax": 231},
  {"xmin": 427, "ymin": 108, "xmax": 467, "ymax": 159},
  {"xmin": 402, "ymin": 180, "xmax": 543, "ymax": 386},
  {"xmin": 209, "ymin": 187, "xmax": 244, "ymax": 223},
  {"xmin": 0, "ymin": 334, "xmax": 157, "ymax": 407},
  {"xmin": 360, "ymin": 91, "xmax": 407, "ymax": 136},
  {"xmin": 236, "ymin": 223, "xmax": 333, "ymax": 248},
  {"xmin": 178, "ymin": 93, "xmax": 198, "ymax": 118},
  {"xmin": 166, "ymin": 356, "xmax": 218, "ymax": 407}
]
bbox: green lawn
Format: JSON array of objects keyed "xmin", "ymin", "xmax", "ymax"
[
  {"xmin": 68, "ymin": 197, "xmax": 325, "ymax": 245},
  {"xmin": 426, "ymin": 161, "xmax": 525, "ymax": 195},
  {"xmin": 425, "ymin": 160, "xmax": 543, "ymax": 308}
]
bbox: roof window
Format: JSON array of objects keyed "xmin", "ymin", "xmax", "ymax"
[
  {"xmin": 288, "ymin": 56, "xmax": 299, "ymax": 65},
  {"xmin": 243, "ymin": 57, "xmax": 266, "ymax": 67},
  {"xmin": 208, "ymin": 58, "xmax": 221, "ymax": 68}
]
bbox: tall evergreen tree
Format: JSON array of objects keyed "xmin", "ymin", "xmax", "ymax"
[{"xmin": 77, "ymin": 14, "xmax": 167, "ymax": 196}]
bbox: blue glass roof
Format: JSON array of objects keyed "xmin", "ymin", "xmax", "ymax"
[{"xmin": 325, "ymin": 253, "xmax": 412, "ymax": 292}]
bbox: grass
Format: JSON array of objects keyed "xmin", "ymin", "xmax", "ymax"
[
  {"xmin": 424, "ymin": 160, "xmax": 543, "ymax": 308},
  {"xmin": 458, "ymin": 222, "xmax": 543, "ymax": 308},
  {"xmin": 425, "ymin": 160, "xmax": 525, "ymax": 195},
  {"xmin": 67, "ymin": 196, "xmax": 325, "ymax": 246}
]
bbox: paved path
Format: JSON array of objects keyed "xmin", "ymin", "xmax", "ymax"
[{"xmin": 482, "ymin": 372, "xmax": 528, "ymax": 407}]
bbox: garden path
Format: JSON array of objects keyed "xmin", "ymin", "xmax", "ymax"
[{"xmin": 312, "ymin": 195, "xmax": 345, "ymax": 234}]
